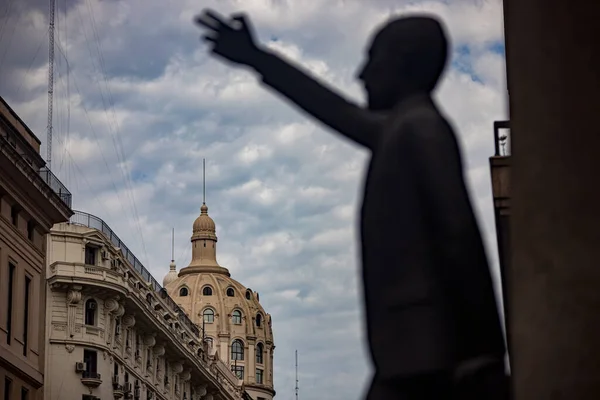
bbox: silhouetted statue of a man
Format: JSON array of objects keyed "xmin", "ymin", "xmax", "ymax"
[{"xmin": 196, "ymin": 10, "xmax": 508, "ymax": 400}]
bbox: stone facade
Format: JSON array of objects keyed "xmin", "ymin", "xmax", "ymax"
[
  {"xmin": 0, "ymin": 96, "xmax": 73, "ymax": 400},
  {"xmin": 45, "ymin": 212, "xmax": 245, "ymax": 400}
]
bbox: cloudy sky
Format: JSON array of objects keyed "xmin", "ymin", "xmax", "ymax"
[{"xmin": 0, "ymin": 0, "xmax": 507, "ymax": 398}]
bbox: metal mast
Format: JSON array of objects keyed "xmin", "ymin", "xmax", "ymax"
[
  {"xmin": 46, "ymin": 0, "xmax": 56, "ymax": 169},
  {"xmin": 295, "ymin": 350, "xmax": 299, "ymax": 400}
]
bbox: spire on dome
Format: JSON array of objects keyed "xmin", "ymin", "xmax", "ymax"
[
  {"xmin": 179, "ymin": 160, "xmax": 230, "ymax": 276},
  {"xmin": 163, "ymin": 228, "xmax": 179, "ymax": 286},
  {"xmin": 178, "ymin": 202, "xmax": 230, "ymax": 276}
]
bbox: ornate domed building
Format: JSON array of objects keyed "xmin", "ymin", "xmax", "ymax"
[{"xmin": 164, "ymin": 202, "xmax": 275, "ymax": 400}]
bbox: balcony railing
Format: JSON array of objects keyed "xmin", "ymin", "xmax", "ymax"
[
  {"xmin": 0, "ymin": 130, "xmax": 72, "ymax": 210},
  {"xmin": 69, "ymin": 210, "xmax": 201, "ymax": 338},
  {"xmin": 493, "ymin": 120, "xmax": 511, "ymax": 156},
  {"xmin": 39, "ymin": 167, "xmax": 73, "ymax": 208}
]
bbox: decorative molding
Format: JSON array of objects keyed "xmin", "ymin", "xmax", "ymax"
[
  {"xmin": 115, "ymin": 304, "xmax": 126, "ymax": 317},
  {"xmin": 66, "ymin": 287, "xmax": 82, "ymax": 338},
  {"xmin": 143, "ymin": 333, "xmax": 156, "ymax": 347},
  {"xmin": 104, "ymin": 298, "xmax": 119, "ymax": 313},
  {"xmin": 65, "ymin": 344, "xmax": 75, "ymax": 353},
  {"xmin": 153, "ymin": 344, "xmax": 165, "ymax": 357},
  {"xmin": 122, "ymin": 314, "xmax": 135, "ymax": 328},
  {"xmin": 180, "ymin": 369, "xmax": 191, "ymax": 382},
  {"xmin": 66, "ymin": 288, "xmax": 82, "ymax": 305},
  {"xmin": 172, "ymin": 361, "xmax": 184, "ymax": 374}
]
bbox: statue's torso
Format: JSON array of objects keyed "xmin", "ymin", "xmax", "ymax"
[{"xmin": 359, "ymin": 95, "xmax": 487, "ymax": 376}]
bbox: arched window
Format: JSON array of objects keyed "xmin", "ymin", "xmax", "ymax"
[
  {"xmin": 256, "ymin": 343, "xmax": 264, "ymax": 364},
  {"xmin": 232, "ymin": 310, "xmax": 242, "ymax": 324},
  {"xmin": 245, "ymin": 290, "xmax": 252, "ymax": 300},
  {"xmin": 231, "ymin": 339, "xmax": 244, "ymax": 361},
  {"xmin": 226, "ymin": 288, "xmax": 235, "ymax": 297},
  {"xmin": 84, "ymin": 299, "xmax": 97, "ymax": 325},
  {"xmin": 202, "ymin": 286, "xmax": 213, "ymax": 296},
  {"xmin": 255, "ymin": 313, "xmax": 262, "ymax": 327},
  {"xmin": 203, "ymin": 308, "xmax": 214, "ymax": 323},
  {"xmin": 179, "ymin": 287, "xmax": 189, "ymax": 297},
  {"xmin": 205, "ymin": 337, "xmax": 213, "ymax": 348}
]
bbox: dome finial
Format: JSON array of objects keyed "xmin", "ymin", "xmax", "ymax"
[{"xmin": 163, "ymin": 227, "xmax": 179, "ymax": 286}]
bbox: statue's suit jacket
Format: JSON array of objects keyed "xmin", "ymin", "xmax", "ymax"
[{"xmin": 253, "ymin": 50, "xmax": 506, "ymax": 378}]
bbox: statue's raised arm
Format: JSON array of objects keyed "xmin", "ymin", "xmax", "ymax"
[{"xmin": 195, "ymin": 10, "xmax": 383, "ymax": 150}]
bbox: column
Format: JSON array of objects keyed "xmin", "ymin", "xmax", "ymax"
[{"xmin": 503, "ymin": 0, "xmax": 600, "ymax": 398}]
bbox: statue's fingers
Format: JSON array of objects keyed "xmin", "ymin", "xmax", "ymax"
[
  {"xmin": 230, "ymin": 13, "xmax": 252, "ymax": 32},
  {"xmin": 195, "ymin": 14, "xmax": 220, "ymax": 31},
  {"xmin": 203, "ymin": 9, "xmax": 231, "ymax": 28},
  {"xmin": 202, "ymin": 34, "xmax": 217, "ymax": 44}
]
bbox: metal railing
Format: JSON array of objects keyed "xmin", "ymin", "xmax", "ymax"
[
  {"xmin": 69, "ymin": 210, "xmax": 201, "ymax": 338},
  {"xmin": 39, "ymin": 167, "xmax": 73, "ymax": 208},
  {"xmin": 493, "ymin": 120, "xmax": 511, "ymax": 157},
  {"xmin": 0, "ymin": 130, "xmax": 72, "ymax": 210}
]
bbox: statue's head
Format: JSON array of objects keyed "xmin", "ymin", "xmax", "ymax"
[{"xmin": 358, "ymin": 15, "xmax": 449, "ymax": 111}]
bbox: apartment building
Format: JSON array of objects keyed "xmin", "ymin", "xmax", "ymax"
[
  {"xmin": 0, "ymin": 96, "xmax": 73, "ymax": 399},
  {"xmin": 45, "ymin": 211, "xmax": 246, "ymax": 400}
]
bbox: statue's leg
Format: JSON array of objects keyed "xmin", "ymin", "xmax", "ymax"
[{"xmin": 366, "ymin": 371, "xmax": 455, "ymax": 400}]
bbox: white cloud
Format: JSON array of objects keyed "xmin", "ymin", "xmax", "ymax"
[{"xmin": 0, "ymin": 1, "xmax": 507, "ymax": 399}]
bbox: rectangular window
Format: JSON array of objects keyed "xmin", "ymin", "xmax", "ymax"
[
  {"xmin": 10, "ymin": 206, "xmax": 18, "ymax": 226},
  {"xmin": 26, "ymin": 221, "xmax": 34, "ymax": 241},
  {"xmin": 83, "ymin": 349, "xmax": 98, "ymax": 378},
  {"xmin": 7, "ymin": 263, "xmax": 15, "ymax": 344},
  {"xmin": 4, "ymin": 377, "xmax": 12, "ymax": 400},
  {"xmin": 231, "ymin": 365, "xmax": 244, "ymax": 380},
  {"xmin": 256, "ymin": 369, "xmax": 264, "ymax": 384},
  {"xmin": 20, "ymin": 387, "xmax": 28, "ymax": 400},
  {"xmin": 23, "ymin": 276, "xmax": 31, "ymax": 356},
  {"xmin": 84, "ymin": 246, "xmax": 96, "ymax": 266}
]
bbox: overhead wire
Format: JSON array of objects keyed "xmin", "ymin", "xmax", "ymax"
[
  {"xmin": 14, "ymin": 28, "xmax": 48, "ymax": 99},
  {"xmin": 0, "ymin": 0, "xmax": 14, "ymax": 44},
  {"xmin": 84, "ymin": 0, "xmax": 150, "ymax": 267},
  {"xmin": 0, "ymin": 0, "xmax": 18, "ymax": 70},
  {"xmin": 54, "ymin": 40, "xmax": 133, "ymax": 222}
]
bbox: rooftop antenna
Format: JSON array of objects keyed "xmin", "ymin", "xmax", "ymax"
[
  {"xmin": 46, "ymin": 0, "xmax": 56, "ymax": 170},
  {"xmin": 295, "ymin": 350, "xmax": 299, "ymax": 400},
  {"xmin": 171, "ymin": 227, "xmax": 175, "ymax": 262},
  {"xmin": 203, "ymin": 158, "xmax": 206, "ymax": 205}
]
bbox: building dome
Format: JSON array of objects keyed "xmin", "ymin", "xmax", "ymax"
[
  {"xmin": 162, "ymin": 260, "xmax": 179, "ymax": 286},
  {"xmin": 164, "ymin": 201, "xmax": 276, "ymax": 400},
  {"xmin": 179, "ymin": 203, "xmax": 229, "ymax": 276},
  {"xmin": 193, "ymin": 203, "xmax": 217, "ymax": 239}
]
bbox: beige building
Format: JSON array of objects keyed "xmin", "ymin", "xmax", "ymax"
[
  {"xmin": 0, "ymin": 96, "xmax": 73, "ymax": 400},
  {"xmin": 164, "ymin": 203, "xmax": 276, "ymax": 400},
  {"xmin": 45, "ymin": 210, "xmax": 250, "ymax": 400}
]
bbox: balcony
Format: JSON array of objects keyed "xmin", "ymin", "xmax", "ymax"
[
  {"xmin": 69, "ymin": 210, "xmax": 201, "ymax": 338},
  {"xmin": 81, "ymin": 371, "xmax": 102, "ymax": 388},
  {"xmin": 0, "ymin": 131, "xmax": 73, "ymax": 215},
  {"xmin": 39, "ymin": 167, "xmax": 73, "ymax": 208}
]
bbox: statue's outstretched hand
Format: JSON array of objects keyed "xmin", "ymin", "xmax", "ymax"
[{"xmin": 195, "ymin": 9, "xmax": 260, "ymax": 66}]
